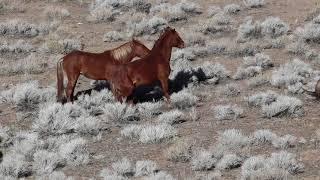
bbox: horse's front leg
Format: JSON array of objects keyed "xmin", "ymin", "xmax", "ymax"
[
  {"xmin": 159, "ymin": 77, "xmax": 170, "ymax": 104},
  {"xmin": 110, "ymin": 84, "xmax": 123, "ymax": 102}
]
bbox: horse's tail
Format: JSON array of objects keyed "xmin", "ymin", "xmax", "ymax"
[{"xmin": 57, "ymin": 58, "xmax": 64, "ymax": 103}]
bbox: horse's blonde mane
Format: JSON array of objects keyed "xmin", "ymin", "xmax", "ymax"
[{"xmin": 110, "ymin": 42, "xmax": 133, "ymax": 61}]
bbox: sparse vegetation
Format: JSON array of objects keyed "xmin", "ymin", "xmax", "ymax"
[
  {"xmin": 271, "ymin": 58, "xmax": 312, "ymax": 93},
  {"xmin": 191, "ymin": 149, "xmax": 216, "ymax": 171},
  {"xmin": 171, "ymin": 88, "xmax": 199, "ymax": 109},
  {"xmin": 165, "ymin": 138, "xmax": 193, "ymax": 162},
  {"xmin": 103, "ymin": 30, "xmax": 126, "ymax": 42},
  {"xmin": 0, "ymin": 81, "xmax": 55, "ymax": 111},
  {"xmin": 214, "ymin": 104, "xmax": 244, "ymax": 120},
  {"xmin": 128, "ymin": 16, "xmax": 168, "ymax": 36},
  {"xmin": 103, "ymin": 102, "xmax": 138, "ymax": 123},
  {"xmin": 43, "ymin": 6, "xmax": 70, "ymax": 21},
  {"xmin": 33, "ymin": 102, "xmax": 102, "ymax": 136},
  {"xmin": 157, "ymin": 110, "xmax": 184, "ymax": 125},
  {"xmin": 241, "ymin": 151, "xmax": 304, "ymax": 179},
  {"xmin": 0, "ymin": 19, "xmax": 50, "ymax": 37},
  {"xmin": 234, "ymin": 53, "xmax": 273, "ymax": 80},
  {"xmin": 237, "ymin": 17, "xmax": 289, "ymax": 42},
  {"xmin": 247, "ymin": 91, "xmax": 304, "ymax": 118},
  {"xmin": 243, "ymin": 0, "xmax": 265, "ymax": 8},
  {"xmin": 0, "ymin": 40, "xmax": 35, "ymax": 54},
  {"xmin": 121, "ymin": 124, "xmax": 177, "ymax": 143},
  {"xmin": 224, "ymin": 4, "xmax": 241, "ymax": 15}
]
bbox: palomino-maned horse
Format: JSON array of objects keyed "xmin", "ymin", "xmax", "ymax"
[
  {"xmin": 56, "ymin": 39, "xmax": 151, "ymax": 103},
  {"xmin": 109, "ymin": 27, "xmax": 185, "ymax": 103}
]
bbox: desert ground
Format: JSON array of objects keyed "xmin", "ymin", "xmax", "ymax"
[{"xmin": 1, "ymin": 0, "xmax": 320, "ymax": 179}]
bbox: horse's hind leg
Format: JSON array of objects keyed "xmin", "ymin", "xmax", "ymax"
[{"xmin": 66, "ymin": 73, "xmax": 80, "ymax": 102}]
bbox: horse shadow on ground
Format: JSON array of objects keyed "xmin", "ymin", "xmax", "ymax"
[{"xmin": 74, "ymin": 68, "xmax": 208, "ymax": 103}]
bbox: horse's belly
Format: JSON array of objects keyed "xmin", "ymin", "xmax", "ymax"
[{"xmin": 81, "ymin": 69, "xmax": 106, "ymax": 80}]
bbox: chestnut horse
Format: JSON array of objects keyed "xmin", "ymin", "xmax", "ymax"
[
  {"xmin": 110, "ymin": 27, "xmax": 185, "ymax": 103},
  {"xmin": 57, "ymin": 39, "xmax": 150, "ymax": 102}
]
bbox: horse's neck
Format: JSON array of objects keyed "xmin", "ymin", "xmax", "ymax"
[{"xmin": 153, "ymin": 38, "xmax": 172, "ymax": 63}]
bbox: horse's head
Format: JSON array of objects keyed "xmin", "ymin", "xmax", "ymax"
[
  {"xmin": 165, "ymin": 27, "xmax": 185, "ymax": 49},
  {"xmin": 131, "ymin": 39, "xmax": 150, "ymax": 58}
]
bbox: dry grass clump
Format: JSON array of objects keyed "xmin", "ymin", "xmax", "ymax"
[
  {"xmin": 271, "ymin": 58, "xmax": 313, "ymax": 94},
  {"xmin": 197, "ymin": 12, "xmax": 232, "ymax": 35},
  {"xmin": 103, "ymin": 30, "xmax": 127, "ymax": 42},
  {"xmin": 247, "ymin": 90, "xmax": 278, "ymax": 107},
  {"xmin": 237, "ymin": 17, "xmax": 289, "ymax": 42},
  {"xmin": 137, "ymin": 101, "xmax": 163, "ymax": 119},
  {"xmin": 181, "ymin": 29, "xmax": 206, "ymax": 47},
  {"xmin": 0, "ymin": 131, "xmax": 90, "ymax": 178},
  {"xmin": 247, "ymin": 74, "xmax": 270, "ymax": 88},
  {"xmin": 42, "ymin": 36, "xmax": 83, "ymax": 54},
  {"xmin": 171, "ymin": 88, "xmax": 199, "ymax": 109},
  {"xmin": 0, "ymin": 40, "xmax": 35, "ymax": 55},
  {"xmin": 0, "ymin": 19, "xmax": 50, "ymax": 37},
  {"xmin": 165, "ymin": 138, "xmax": 193, "ymax": 162},
  {"xmin": 196, "ymin": 61, "xmax": 230, "ymax": 82},
  {"xmin": 0, "ymin": 81, "xmax": 55, "ymax": 112},
  {"xmin": 0, "ymin": 53, "xmax": 49, "ymax": 76},
  {"xmin": 150, "ymin": 0, "xmax": 202, "ymax": 23},
  {"xmin": 0, "ymin": 0, "xmax": 25, "ymax": 13},
  {"xmin": 227, "ymin": 41, "xmax": 261, "ymax": 57},
  {"xmin": 243, "ymin": 0, "xmax": 265, "ymax": 8},
  {"xmin": 216, "ymin": 153, "xmax": 243, "ymax": 170},
  {"xmin": 103, "ymin": 102, "xmax": 139, "ymax": 123},
  {"xmin": 157, "ymin": 110, "xmax": 185, "ymax": 125},
  {"xmin": 261, "ymin": 95, "xmax": 304, "ymax": 118},
  {"xmin": 223, "ymin": 4, "xmax": 241, "ymax": 15},
  {"xmin": 234, "ymin": 53, "xmax": 272, "ymax": 80},
  {"xmin": 193, "ymin": 171, "xmax": 222, "ymax": 180},
  {"xmin": 237, "ymin": 19, "xmax": 263, "ymax": 42},
  {"xmin": 214, "ymin": 104, "xmax": 244, "ymax": 120},
  {"xmin": 295, "ymin": 16, "xmax": 320, "ymax": 43},
  {"xmin": 286, "ymin": 40, "xmax": 310, "ymax": 56},
  {"xmin": 120, "ymin": 123, "xmax": 177, "ymax": 143},
  {"xmin": 76, "ymin": 89, "xmax": 115, "ymax": 116},
  {"xmin": 207, "ymin": 5, "xmax": 222, "ymax": 17},
  {"xmin": 247, "ymin": 91, "xmax": 304, "ymax": 118},
  {"xmin": 252, "ymin": 129, "xmax": 297, "ymax": 149},
  {"xmin": 128, "ymin": 16, "xmax": 168, "ymax": 36},
  {"xmin": 100, "ymin": 158, "xmax": 173, "ymax": 179},
  {"xmin": 43, "ymin": 6, "xmax": 70, "ymax": 21},
  {"xmin": 191, "ymin": 149, "xmax": 216, "ymax": 171},
  {"xmin": 88, "ymin": 0, "xmax": 151, "ymax": 22},
  {"xmin": 87, "ymin": 5, "xmax": 117, "ymax": 23},
  {"xmin": 241, "ymin": 151, "xmax": 304, "ymax": 179},
  {"xmin": 189, "ymin": 128, "xmax": 300, "ymax": 175},
  {"xmin": 218, "ymin": 83, "xmax": 240, "ymax": 97},
  {"xmin": 261, "ymin": 17, "xmax": 289, "ymax": 38},
  {"xmin": 33, "ymin": 102, "xmax": 103, "ymax": 136},
  {"xmin": 217, "ymin": 129, "xmax": 251, "ymax": 151}
]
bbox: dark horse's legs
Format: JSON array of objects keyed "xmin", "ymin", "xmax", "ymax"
[{"xmin": 66, "ymin": 73, "xmax": 80, "ymax": 102}]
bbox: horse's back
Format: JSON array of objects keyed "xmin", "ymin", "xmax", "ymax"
[{"xmin": 62, "ymin": 50, "xmax": 113, "ymax": 79}]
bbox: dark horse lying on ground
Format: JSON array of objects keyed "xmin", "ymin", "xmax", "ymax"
[
  {"xmin": 109, "ymin": 27, "xmax": 185, "ymax": 104},
  {"xmin": 56, "ymin": 39, "xmax": 151, "ymax": 103}
]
